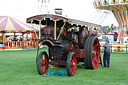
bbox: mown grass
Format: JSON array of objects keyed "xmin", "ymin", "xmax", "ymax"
[{"xmin": 0, "ymin": 47, "xmax": 128, "ymax": 85}]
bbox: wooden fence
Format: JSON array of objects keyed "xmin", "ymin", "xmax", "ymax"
[{"xmin": 0, "ymin": 41, "xmax": 39, "ymax": 50}]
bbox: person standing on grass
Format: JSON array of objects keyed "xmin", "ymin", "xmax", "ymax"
[{"xmin": 103, "ymin": 40, "xmax": 110, "ymax": 68}]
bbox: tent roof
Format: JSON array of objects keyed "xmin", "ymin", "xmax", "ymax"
[{"xmin": 0, "ymin": 16, "xmax": 39, "ymax": 33}]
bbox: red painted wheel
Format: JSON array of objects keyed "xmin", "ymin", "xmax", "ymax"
[
  {"xmin": 37, "ymin": 51, "xmax": 49, "ymax": 75},
  {"xmin": 84, "ymin": 36, "xmax": 100, "ymax": 69},
  {"xmin": 66, "ymin": 52, "xmax": 77, "ymax": 76}
]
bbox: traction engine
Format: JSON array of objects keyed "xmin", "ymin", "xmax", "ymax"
[{"xmin": 27, "ymin": 14, "xmax": 101, "ymax": 76}]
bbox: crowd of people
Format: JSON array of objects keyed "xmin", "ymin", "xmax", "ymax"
[{"xmin": 7, "ymin": 37, "xmax": 22, "ymax": 42}]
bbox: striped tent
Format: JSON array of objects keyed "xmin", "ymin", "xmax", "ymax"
[{"xmin": 0, "ymin": 16, "xmax": 39, "ymax": 33}]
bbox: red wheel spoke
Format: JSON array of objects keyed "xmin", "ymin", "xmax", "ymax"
[
  {"xmin": 71, "ymin": 59, "xmax": 75, "ymax": 64},
  {"xmin": 70, "ymin": 67, "xmax": 73, "ymax": 72},
  {"xmin": 71, "ymin": 59, "xmax": 73, "ymax": 63},
  {"xmin": 41, "ymin": 60, "xmax": 46, "ymax": 66},
  {"xmin": 92, "ymin": 61, "xmax": 96, "ymax": 67},
  {"xmin": 41, "ymin": 61, "xmax": 43, "ymax": 66},
  {"xmin": 42, "ymin": 57, "xmax": 44, "ymax": 61},
  {"xmin": 96, "ymin": 52, "xmax": 99, "ymax": 55},
  {"xmin": 92, "ymin": 55, "xmax": 98, "ymax": 67},
  {"xmin": 93, "ymin": 43, "xmax": 98, "ymax": 49},
  {"xmin": 92, "ymin": 56, "xmax": 96, "ymax": 61},
  {"xmin": 41, "ymin": 66, "xmax": 45, "ymax": 72},
  {"xmin": 93, "ymin": 59, "xmax": 98, "ymax": 66},
  {"xmin": 71, "ymin": 61, "xmax": 74, "ymax": 67}
]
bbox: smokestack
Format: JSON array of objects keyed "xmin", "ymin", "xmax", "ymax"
[{"xmin": 54, "ymin": 8, "xmax": 63, "ymax": 15}]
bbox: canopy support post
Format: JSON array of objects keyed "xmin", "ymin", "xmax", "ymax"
[
  {"xmin": 27, "ymin": 32, "xmax": 28, "ymax": 41},
  {"xmin": 2, "ymin": 32, "xmax": 5, "ymax": 43},
  {"xmin": 22, "ymin": 33, "xmax": 24, "ymax": 41},
  {"xmin": 14, "ymin": 32, "xmax": 16, "ymax": 41},
  {"xmin": 39, "ymin": 21, "xmax": 41, "ymax": 39},
  {"xmin": 2, "ymin": 32, "xmax": 5, "ymax": 50},
  {"xmin": 30, "ymin": 20, "xmax": 38, "ymax": 39},
  {"xmin": 54, "ymin": 21, "xmax": 57, "ymax": 40},
  {"xmin": 57, "ymin": 21, "xmax": 66, "ymax": 40},
  {"xmin": 22, "ymin": 32, "xmax": 25, "ymax": 49}
]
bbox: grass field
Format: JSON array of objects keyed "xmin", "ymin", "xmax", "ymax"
[{"xmin": 0, "ymin": 47, "xmax": 128, "ymax": 85}]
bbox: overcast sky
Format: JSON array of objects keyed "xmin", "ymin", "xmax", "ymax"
[{"xmin": 0, "ymin": 0, "xmax": 118, "ymax": 26}]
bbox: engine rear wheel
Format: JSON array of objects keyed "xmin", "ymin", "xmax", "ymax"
[
  {"xmin": 37, "ymin": 51, "xmax": 49, "ymax": 75},
  {"xmin": 84, "ymin": 36, "xmax": 100, "ymax": 69},
  {"xmin": 66, "ymin": 52, "xmax": 77, "ymax": 76}
]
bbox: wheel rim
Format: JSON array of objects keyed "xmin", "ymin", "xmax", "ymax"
[
  {"xmin": 92, "ymin": 38, "xmax": 100, "ymax": 69},
  {"xmin": 40, "ymin": 52, "xmax": 49, "ymax": 74},
  {"xmin": 70, "ymin": 54, "xmax": 77, "ymax": 76}
]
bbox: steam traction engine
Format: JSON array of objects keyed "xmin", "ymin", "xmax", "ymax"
[{"xmin": 27, "ymin": 14, "xmax": 101, "ymax": 76}]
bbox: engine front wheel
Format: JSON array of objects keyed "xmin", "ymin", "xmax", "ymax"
[
  {"xmin": 37, "ymin": 51, "xmax": 49, "ymax": 75},
  {"xmin": 66, "ymin": 52, "xmax": 77, "ymax": 76}
]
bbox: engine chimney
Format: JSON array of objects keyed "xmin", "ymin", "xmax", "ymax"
[{"xmin": 54, "ymin": 8, "xmax": 63, "ymax": 15}]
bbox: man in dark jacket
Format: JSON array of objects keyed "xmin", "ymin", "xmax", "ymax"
[{"xmin": 103, "ymin": 40, "xmax": 110, "ymax": 68}]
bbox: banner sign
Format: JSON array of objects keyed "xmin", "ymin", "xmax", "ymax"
[
  {"xmin": 110, "ymin": 0, "xmax": 118, "ymax": 5},
  {"xmin": 103, "ymin": 0, "xmax": 109, "ymax": 5},
  {"xmin": 100, "ymin": 45, "xmax": 127, "ymax": 53},
  {"xmin": 97, "ymin": 0, "xmax": 102, "ymax": 7},
  {"xmin": 119, "ymin": 0, "xmax": 128, "ymax": 4}
]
